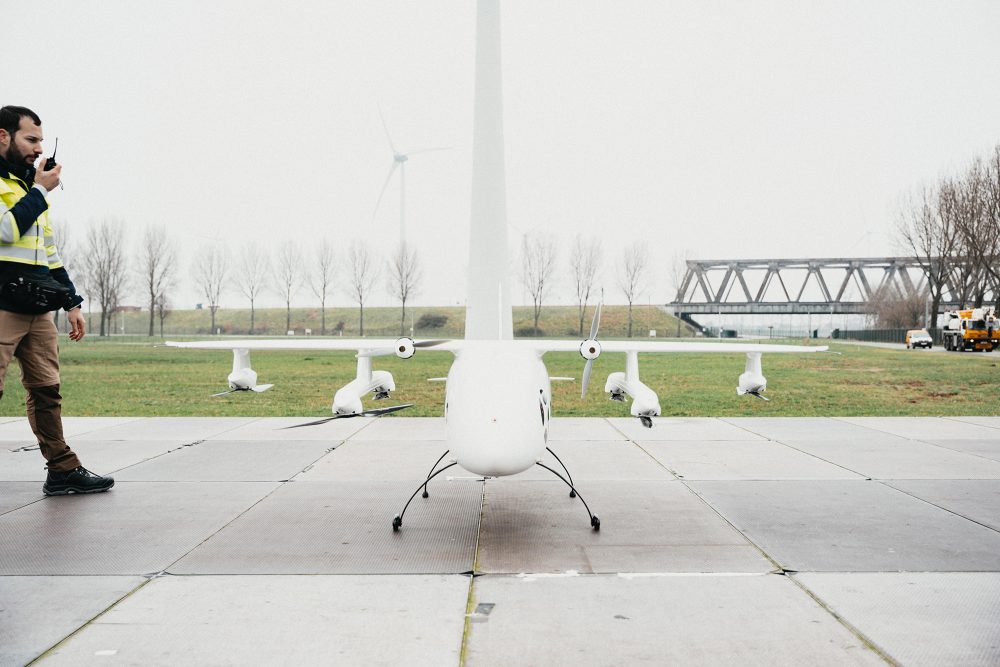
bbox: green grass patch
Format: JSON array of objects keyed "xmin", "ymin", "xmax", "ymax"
[{"xmin": 0, "ymin": 339, "xmax": 996, "ymax": 418}]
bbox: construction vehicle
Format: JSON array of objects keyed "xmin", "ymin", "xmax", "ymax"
[{"xmin": 941, "ymin": 307, "xmax": 999, "ymax": 352}]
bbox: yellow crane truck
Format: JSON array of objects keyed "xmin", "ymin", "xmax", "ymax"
[{"xmin": 942, "ymin": 307, "xmax": 999, "ymax": 352}]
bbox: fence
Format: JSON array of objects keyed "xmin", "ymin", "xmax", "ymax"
[{"xmin": 833, "ymin": 328, "xmax": 943, "ymax": 345}]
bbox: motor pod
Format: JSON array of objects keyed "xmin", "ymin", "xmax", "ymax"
[
  {"xmin": 395, "ymin": 337, "xmax": 416, "ymax": 359},
  {"xmin": 737, "ymin": 352, "xmax": 767, "ymax": 397},
  {"xmin": 579, "ymin": 339, "xmax": 602, "ymax": 360}
]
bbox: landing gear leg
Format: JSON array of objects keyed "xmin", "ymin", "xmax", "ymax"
[
  {"xmin": 546, "ymin": 446, "xmax": 576, "ymax": 497},
  {"xmin": 392, "ymin": 461, "xmax": 458, "ymax": 532},
  {"xmin": 535, "ymin": 461, "xmax": 600, "ymax": 530},
  {"xmin": 420, "ymin": 450, "xmax": 450, "ymax": 498}
]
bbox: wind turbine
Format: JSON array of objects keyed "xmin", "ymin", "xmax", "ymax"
[{"xmin": 373, "ymin": 107, "xmax": 449, "ymax": 244}]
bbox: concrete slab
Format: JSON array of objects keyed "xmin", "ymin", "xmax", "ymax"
[
  {"xmin": 296, "ymin": 439, "xmax": 470, "ymax": 482},
  {"xmin": 920, "ymin": 438, "xmax": 1000, "ymax": 462},
  {"xmin": 0, "ymin": 575, "xmax": 144, "ymax": 667},
  {"xmin": 886, "ymin": 480, "xmax": 1000, "ymax": 531},
  {"xmin": 721, "ymin": 416, "xmax": 899, "ymax": 442},
  {"xmin": 71, "ymin": 417, "xmax": 257, "ymax": 441},
  {"xmin": 0, "ymin": 482, "xmax": 43, "ymax": 515},
  {"xmin": 0, "ymin": 481, "xmax": 278, "ymax": 575},
  {"xmin": 947, "ymin": 416, "xmax": 1000, "ymax": 431},
  {"xmin": 0, "ymin": 440, "xmax": 192, "ymax": 481},
  {"xmin": 502, "ymin": 440, "xmax": 674, "ymax": 482},
  {"xmin": 465, "ymin": 574, "xmax": 883, "ymax": 666},
  {"xmin": 171, "ymin": 480, "xmax": 482, "ymax": 574},
  {"xmin": 546, "ymin": 417, "xmax": 626, "ymax": 441},
  {"xmin": 0, "ymin": 417, "xmax": 142, "ymax": 443},
  {"xmin": 838, "ymin": 416, "xmax": 1000, "ymax": 440},
  {"xmin": 209, "ymin": 415, "xmax": 371, "ymax": 440},
  {"xmin": 113, "ymin": 440, "xmax": 336, "ymax": 482},
  {"xmin": 638, "ymin": 439, "xmax": 864, "ymax": 480},
  {"xmin": 477, "ymin": 480, "xmax": 773, "ymax": 574},
  {"xmin": 608, "ymin": 417, "xmax": 766, "ymax": 441},
  {"xmin": 797, "ymin": 573, "xmax": 1000, "ymax": 667},
  {"xmin": 690, "ymin": 480, "xmax": 1000, "ymax": 571},
  {"xmin": 780, "ymin": 438, "xmax": 1000, "ymax": 479},
  {"xmin": 38, "ymin": 574, "xmax": 468, "ymax": 667},
  {"xmin": 348, "ymin": 416, "xmax": 446, "ymax": 440}
]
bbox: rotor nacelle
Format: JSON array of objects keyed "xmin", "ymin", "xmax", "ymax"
[
  {"xmin": 395, "ymin": 337, "xmax": 416, "ymax": 359},
  {"xmin": 579, "ymin": 339, "xmax": 601, "ymax": 361},
  {"xmin": 737, "ymin": 352, "xmax": 768, "ymax": 400}
]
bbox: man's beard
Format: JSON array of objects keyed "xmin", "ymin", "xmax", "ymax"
[{"xmin": 2, "ymin": 142, "xmax": 33, "ymax": 167}]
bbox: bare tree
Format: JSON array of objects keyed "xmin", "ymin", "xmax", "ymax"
[
  {"xmin": 956, "ymin": 151, "xmax": 1000, "ymax": 309},
  {"xmin": 348, "ymin": 240, "xmax": 380, "ymax": 336},
  {"xmin": 865, "ymin": 284, "xmax": 928, "ymax": 328},
  {"xmin": 896, "ymin": 183, "xmax": 960, "ymax": 328},
  {"xmin": 154, "ymin": 291, "xmax": 171, "ymax": 337},
  {"xmin": 138, "ymin": 225, "xmax": 176, "ymax": 336},
  {"xmin": 273, "ymin": 242, "xmax": 300, "ymax": 334},
  {"xmin": 387, "ymin": 241, "xmax": 421, "ymax": 335},
  {"xmin": 568, "ymin": 234, "xmax": 601, "ymax": 336},
  {"xmin": 309, "ymin": 239, "xmax": 336, "ymax": 335},
  {"xmin": 520, "ymin": 233, "xmax": 558, "ymax": 334},
  {"xmin": 83, "ymin": 219, "xmax": 128, "ymax": 337},
  {"xmin": 192, "ymin": 246, "xmax": 228, "ymax": 334},
  {"xmin": 618, "ymin": 241, "xmax": 649, "ymax": 338},
  {"xmin": 235, "ymin": 243, "xmax": 270, "ymax": 334}
]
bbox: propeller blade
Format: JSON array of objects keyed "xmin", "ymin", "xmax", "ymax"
[
  {"xmin": 747, "ymin": 391, "xmax": 770, "ymax": 402},
  {"xmin": 581, "ymin": 359, "xmax": 594, "ymax": 398},
  {"xmin": 251, "ymin": 384, "xmax": 274, "ymax": 393},
  {"xmin": 210, "ymin": 388, "xmax": 240, "ymax": 398},
  {"xmin": 377, "ymin": 103, "xmax": 397, "ymax": 154},
  {"xmin": 373, "ymin": 162, "xmax": 399, "ymax": 220},
  {"xmin": 362, "ymin": 403, "xmax": 414, "ymax": 417},
  {"xmin": 279, "ymin": 404, "xmax": 414, "ymax": 429},
  {"xmin": 589, "ymin": 302, "xmax": 602, "ymax": 340},
  {"xmin": 404, "ymin": 146, "xmax": 451, "ymax": 156},
  {"xmin": 414, "ymin": 339, "xmax": 449, "ymax": 348},
  {"xmin": 280, "ymin": 415, "xmax": 349, "ymax": 429}
]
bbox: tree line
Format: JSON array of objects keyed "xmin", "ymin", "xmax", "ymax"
[
  {"xmin": 56, "ymin": 227, "xmax": 657, "ymax": 338},
  {"xmin": 892, "ymin": 143, "xmax": 1000, "ymax": 328}
]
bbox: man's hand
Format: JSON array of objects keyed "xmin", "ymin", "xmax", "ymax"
[
  {"xmin": 34, "ymin": 158, "xmax": 61, "ymax": 192},
  {"xmin": 67, "ymin": 308, "xmax": 86, "ymax": 341}
]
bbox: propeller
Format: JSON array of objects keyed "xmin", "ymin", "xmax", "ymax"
[
  {"xmin": 357, "ymin": 339, "xmax": 450, "ymax": 358},
  {"xmin": 580, "ymin": 303, "xmax": 602, "ymax": 398},
  {"xmin": 210, "ymin": 384, "xmax": 274, "ymax": 398},
  {"xmin": 746, "ymin": 391, "xmax": 769, "ymax": 402},
  {"xmin": 280, "ymin": 403, "xmax": 414, "ymax": 429}
]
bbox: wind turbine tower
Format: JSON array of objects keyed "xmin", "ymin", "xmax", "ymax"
[{"xmin": 373, "ymin": 109, "xmax": 448, "ymax": 244}]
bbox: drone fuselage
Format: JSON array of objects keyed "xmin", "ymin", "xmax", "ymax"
[{"xmin": 444, "ymin": 341, "xmax": 550, "ymax": 477}]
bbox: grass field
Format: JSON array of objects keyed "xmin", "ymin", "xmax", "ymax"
[{"xmin": 0, "ymin": 337, "xmax": 996, "ymax": 419}]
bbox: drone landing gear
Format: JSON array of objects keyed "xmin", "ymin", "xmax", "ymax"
[
  {"xmin": 392, "ymin": 451, "xmax": 454, "ymax": 532},
  {"xmin": 537, "ymin": 448, "xmax": 600, "ymax": 530}
]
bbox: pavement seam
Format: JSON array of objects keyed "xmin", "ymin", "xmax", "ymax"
[
  {"xmin": 876, "ymin": 479, "xmax": 1000, "ymax": 535},
  {"xmin": 26, "ymin": 577, "xmax": 153, "ymax": 666},
  {"xmin": 785, "ymin": 574, "xmax": 900, "ymax": 666},
  {"xmin": 459, "ymin": 479, "xmax": 486, "ymax": 666}
]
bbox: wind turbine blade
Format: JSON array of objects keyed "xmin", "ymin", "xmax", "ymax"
[
  {"xmin": 589, "ymin": 302, "xmax": 603, "ymax": 340},
  {"xmin": 405, "ymin": 146, "xmax": 452, "ymax": 156},
  {"xmin": 581, "ymin": 359, "xmax": 594, "ymax": 398},
  {"xmin": 373, "ymin": 162, "xmax": 399, "ymax": 220},
  {"xmin": 377, "ymin": 103, "xmax": 397, "ymax": 154}
]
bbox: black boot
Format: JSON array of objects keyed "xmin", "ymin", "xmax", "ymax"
[{"xmin": 43, "ymin": 466, "xmax": 115, "ymax": 496}]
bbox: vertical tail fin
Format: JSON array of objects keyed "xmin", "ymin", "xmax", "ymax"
[{"xmin": 465, "ymin": 0, "xmax": 513, "ymax": 340}]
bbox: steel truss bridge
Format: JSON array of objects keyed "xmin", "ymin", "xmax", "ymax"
[{"xmin": 669, "ymin": 257, "xmax": 997, "ymax": 315}]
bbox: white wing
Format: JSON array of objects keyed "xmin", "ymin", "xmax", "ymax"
[
  {"xmin": 524, "ymin": 340, "xmax": 827, "ymax": 354},
  {"xmin": 164, "ymin": 338, "xmax": 462, "ymax": 354}
]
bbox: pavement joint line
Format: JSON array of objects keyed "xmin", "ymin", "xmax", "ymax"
[
  {"xmin": 25, "ymin": 577, "xmax": 153, "ymax": 666},
  {"xmin": 942, "ymin": 415, "xmax": 1000, "ymax": 431},
  {"xmin": 459, "ymin": 478, "xmax": 487, "ymax": 666},
  {"xmin": 909, "ymin": 437, "xmax": 1000, "ymax": 463},
  {"xmin": 769, "ymin": 438, "xmax": 874, "ymax": 479},
  {"xmin": 829, "ymin": 416, "xmax": 914, "ymax": 438},
  {"xmin": 785, "ymin": 573, "xmax": 900, "ymax": 667},
  {"xmin": 158, "ymin": 480, "xmax": 287, "ymax": 576},
  {"xmin": 876, "ymin": 479, "xmax": 1000, "ymax": 535},
  {"xmin": 288, "ymin": 442, "xmax": 344, "ymax": 481}
]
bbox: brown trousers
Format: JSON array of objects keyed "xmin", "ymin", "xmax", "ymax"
[{"xmin": 0, "ymin": 310, "xmax": 81, "ymax": 472}]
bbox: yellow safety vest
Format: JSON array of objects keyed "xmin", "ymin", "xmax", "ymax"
[{"xmin": 0, "ymin": 174, "xmax": 64, "ymax": 269}]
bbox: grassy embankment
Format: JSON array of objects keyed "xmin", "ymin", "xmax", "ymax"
[
  {"xmin": 0, "ymin": 335, "xmax": 996, "ymax": 418},
  {"xmin": 98, "ymin": 304, "xmax": 693, "ymax": 338}
]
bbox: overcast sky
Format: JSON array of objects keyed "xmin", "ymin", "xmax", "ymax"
[{"xmin": 9, "ymin": 0, "xmax": 1000, "ymax": 309}]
